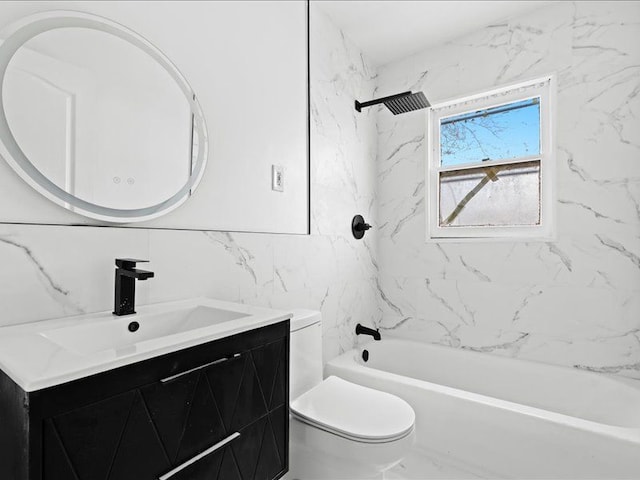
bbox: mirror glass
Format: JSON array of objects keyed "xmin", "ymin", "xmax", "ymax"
[{"xmin": 0, "ymin": 12, "xmax": 207, "ymax": 222}]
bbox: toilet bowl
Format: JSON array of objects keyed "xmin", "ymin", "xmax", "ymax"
[{"xmin": 285, "ymin": 310, "xmax": 415, "ymax": 480}]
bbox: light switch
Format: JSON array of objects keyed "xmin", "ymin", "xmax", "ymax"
[{"xmin": 272, "ymin": 165, "xmax": 284, "ymax": 192}]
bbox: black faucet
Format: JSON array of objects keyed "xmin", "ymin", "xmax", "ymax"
[
  {"xmin": 355, "ymin": 323, "xmax": 381, "ymax": 341},
  {"xmin": 113, "ymin": 258, "xmax": 154, "ymax": 316}
]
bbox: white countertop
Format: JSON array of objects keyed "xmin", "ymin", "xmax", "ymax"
[{"xmin": 0, "ymin": 298, "xmax": 291, "ymax": 392}]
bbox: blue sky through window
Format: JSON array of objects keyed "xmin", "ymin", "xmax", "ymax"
[{"xmin": 440, "ymin": 98, "xmax": 540, "ymax": 167}]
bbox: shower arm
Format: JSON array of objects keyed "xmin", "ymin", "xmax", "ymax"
[{"xmin": 355, "ymin": 91, "xmax": 411, "ymax": 112}]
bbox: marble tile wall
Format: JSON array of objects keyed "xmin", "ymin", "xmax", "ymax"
[
  {"xmin": 374, "ymin": 2, "xmax": 640, "ymax": 378},
  {"xmin": 0, "ymin": 5, "xmax": 380, "ymax": 364}
]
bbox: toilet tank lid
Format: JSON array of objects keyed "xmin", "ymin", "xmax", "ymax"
[{"xmin": 289, "ymin": 309, "xmax": 321, "ymax": 332}]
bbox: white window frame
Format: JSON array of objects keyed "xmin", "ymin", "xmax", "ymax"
[{"xmin": 426, "ymin": 75, "xmax": 556, "ymax": 242}]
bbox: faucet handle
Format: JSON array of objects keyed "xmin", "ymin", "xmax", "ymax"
[{"xmin": 115, "ymin": 258, "xmax": 150, "ymax": 269}]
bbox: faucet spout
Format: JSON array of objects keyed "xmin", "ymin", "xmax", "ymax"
[
  {"xmin": 113, "ymin": 258, "xmax": 154, "ymax": 316},
  {"xmin": 355, "ymin": 323, "xmax": 381, "ymax": 341}
]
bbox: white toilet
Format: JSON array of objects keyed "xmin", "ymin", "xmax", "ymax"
[{"xmin": 286, "ymin": 310, "xmax": 415, "ymax": 480}]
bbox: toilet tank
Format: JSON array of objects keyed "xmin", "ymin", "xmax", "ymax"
[{"xmin": 289, "ymin": 309, "xmax": 323, "ymax": 400}]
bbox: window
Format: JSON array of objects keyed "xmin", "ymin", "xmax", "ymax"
[{"xmin": 427, "ymin": 76, "xmax": 555, "ymax": 240}]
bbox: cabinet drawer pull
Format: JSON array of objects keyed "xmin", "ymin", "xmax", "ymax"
[
  {"xmin": 158, "ymin": 432, "xmax": 240, "ymax": 480},
  {"xmin": 160, "ymin": 353, "xmax": 241, "ymax": 383}
]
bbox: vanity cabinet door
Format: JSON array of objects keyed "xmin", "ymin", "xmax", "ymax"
[
  {"xmin": 205, "ymin": 339, "xmax": 288, "ymax": 480},
  {"xmin": 42, "ymin": 390, "xmax": 171, "ymax": 480},
  {"xmin": 231, "ymin": 405, "xmax": 288, "ymax": 480},
  {"xmin": 166, "ymin": 408, "xmax": 286, "ymax": 480},
  {"xmin": 141, "ymin": 366, "xmax": 227, "ymax": 469},
  {"xmin": 154, "ymin": 337, "xmax": 289, "ymax": 480}
]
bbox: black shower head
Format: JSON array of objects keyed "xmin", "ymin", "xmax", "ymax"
[
  {"xmin": 355, "ymin": 91, "xmax": 430, "ymax": 115},
  {"xmin": 384, "ymin": 91, "xmax": 430, "ymax": 115}
]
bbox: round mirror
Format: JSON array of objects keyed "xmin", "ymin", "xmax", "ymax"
[{"xmin": 0, "ymin": 11, "xmax": 208, "ymax": 223}]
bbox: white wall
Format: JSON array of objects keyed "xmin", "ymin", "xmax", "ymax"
[
  {"xmin": 374, "ymin": 2, "xmax": 640, "ymax": 379},
  {"xmin": 0, "ymin": 4, "xmax": 379, "ymax": 363}
]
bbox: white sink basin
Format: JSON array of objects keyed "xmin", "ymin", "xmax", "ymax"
[
  {"xmin": 0, "ymin": 298, "xmax": 291, "ymax": 392},
  {"xmin": 40, "ymin": 305, "xmax": 249, "ymax": 355}
]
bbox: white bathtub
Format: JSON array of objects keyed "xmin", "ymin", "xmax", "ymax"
[{"xmin": 325, "ymin": 339, "xmax": 640, "ymax": 479}]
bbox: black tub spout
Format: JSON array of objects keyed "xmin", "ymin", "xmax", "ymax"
[{"xmin": 355, "ymin": 323, "xmax": 381, "ymax": 341}]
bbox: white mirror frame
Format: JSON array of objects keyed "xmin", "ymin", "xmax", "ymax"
[{"xmin": 0, "ymin": 10, "xmax": 208, "ymax": 223}]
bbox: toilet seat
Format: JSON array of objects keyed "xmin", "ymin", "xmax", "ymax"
[{"xmin": 290, "ymin": 376, "xmax": 415, "ymax": 444}]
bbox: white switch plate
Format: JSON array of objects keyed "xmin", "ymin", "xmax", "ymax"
[{"xmin": 272, "ymin": 165, "xmax": 284, "ymax": 192}]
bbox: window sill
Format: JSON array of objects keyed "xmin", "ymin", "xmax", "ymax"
[{"xmin": 426, "ymin": 234, "xmax": 556, "ymax": 244}]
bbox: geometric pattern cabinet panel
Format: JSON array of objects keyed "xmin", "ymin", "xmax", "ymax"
[
  {"xmin": 0, "ymin": 320, "xmax": 290, "ymax": 480},
  {"xmin": 44, "ymin": 390, "xmax": 172, "ymax": 480},
  {"xmin": 108, "ymin": 392, "xmax": 171, "ymax": 479},
  {"xmin": 144, "ymin": 370, "xmax": 227, "ymax": 467},
  {"xmin": 42, "ymin": 419, "xmax": 79, "ymax": 480},
  {"xmin": 141, "ymin": 371, "xmax": 201, "ymax": 465}
]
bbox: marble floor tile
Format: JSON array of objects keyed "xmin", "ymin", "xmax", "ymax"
[{"xmin": 385, "ymin": 447, "xmax": 488, "ymax": 480}]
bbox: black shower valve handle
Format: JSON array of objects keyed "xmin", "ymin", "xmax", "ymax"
[{"xmin": 352, "ymin": 214, "xmax": 371, "ymax": 239}]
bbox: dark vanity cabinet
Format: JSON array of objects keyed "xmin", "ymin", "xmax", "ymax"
[{"xmin": 0, "ymin": 320, "xmax": 289, "ymax": 480}]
